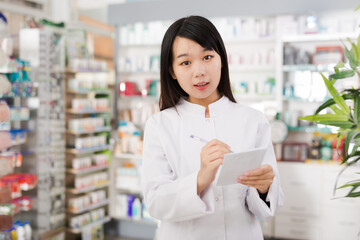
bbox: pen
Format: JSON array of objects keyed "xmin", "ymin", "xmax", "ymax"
[{"xmin": 190, "ymin": 135, "xmax": 233, "ymax": 152}]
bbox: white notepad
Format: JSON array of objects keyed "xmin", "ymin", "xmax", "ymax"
[{"xmin": 214, "ymin": 147, "xmax": 267, "ymax": 186}]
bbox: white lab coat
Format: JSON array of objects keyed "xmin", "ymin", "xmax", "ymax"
[{"xmin": 141, "ymin": 96, "xmax": 284, "ymax": 240}]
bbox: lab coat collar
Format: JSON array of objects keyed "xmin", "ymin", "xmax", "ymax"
[{"xmin": 177, "ymin": 95, "xmax": 231, "ymax": 117}]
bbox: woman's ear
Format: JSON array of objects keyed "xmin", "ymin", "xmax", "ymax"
[{"xmin": 169, "ymin": 67, "xmax": 176, "ymax": 80}]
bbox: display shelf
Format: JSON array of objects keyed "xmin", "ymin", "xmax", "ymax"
[
  {"xmin": 66, "ymin": 89, "xmax": 110, "ymax": 95},
  {"xmin": 66, "ymin": 145, "xmax": 110, "ymax": 155},
  {"xmin": 11, "ymin": 139, "xmax": 27, "ymax": 147},
  {"xmin": 116, "ymin": 187, "xmax": 142, "ymax": 195},
  {"xmin": 113, "ymin": 153, "xmax": 142, "ymax": 160},
  {"xmin": 288, "ymin": 126, "xmax": 334, "ymax": 134},
  {"xmin": 224, "ymin": 37, "xmax": 276, "ymax": 44},
  {"xmin": 66, "ymin": 182, "xmax": 109, "ymax": 195},
  {"xmin": 282, "ymin": 64, "xmax": 337, "ymax": 72},
  {"xmin": 282, "ymin": 32, "xmax": 358, "ymax": 43},
  {"xmin": 119, "ymin": 44, "xmax": 161, "ymax": 48},
  {"xmin": 282, "ymin": 96, "xmax": 326, "ymax": 104},
  {"xmin": 113, "ymin": 216, "xmax": 158, "ymax": 226},
  {"xmin": 66, "ymin": 216, "xmax": 111, "ymax": 234},
  {"xmin": 235, "ymin": 95, "xmax": 276, "ymax": 101},
  {"xmin": 66, "ymin": 126, "xmax": 111, "ymax": 135},
  {"xmin": 65, "ymin": 69, "xmax": 109, "ymax": 74},
  {"xmin": 118, "ymin": 71, "xmax": 160, "ymax": 75},
  {"xmin": 67, "ymin": 199, "xmax": 109, "ymax": 215},
  {"xmin": 66, "ymin": 109, "xmax": 111, "ymax": 115},
  {"xmin": 229, "ymin": 65, "xmax": 275, "ymax": 72},
  {"xmin": 66, "ymin": 164, "xmax": 109, "ymax": 175}
]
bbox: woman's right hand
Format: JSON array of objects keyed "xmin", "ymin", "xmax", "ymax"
[{"xmin": 197, "ymin": 139, "xmax": 231, "ymax": 195}]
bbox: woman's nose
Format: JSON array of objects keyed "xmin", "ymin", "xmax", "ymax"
[{"xmin": 193, "ymin": 62, "xmax": 205, "ymax": 77}]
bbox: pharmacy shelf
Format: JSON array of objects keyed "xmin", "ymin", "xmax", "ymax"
[
  {"xmin": 66, "ymin": 126, "xmax": 111, "ymax": 135},
  {"xmin": 66, "ymin": 89, "xmax": 110, "ymax": 95},
  {"xmin": 116, "ymin": 187, "xmax": 142, "ymax": 195},
  {"xmin": 66, "ymin": 145, "xmax": 110, "ymax": 155},
  {"xmin": 282, "ymin": 64, "xmax": 337, "ymax": 72},
  {"xmin": 235, "ymin": 95, "xmax": 276, "ymax": 101},
  {"xmin": 113, "ymin": 216, "xmax": 158, "ymax": 226},
  {"xmin": 282, "ymin": 32, "xmax": 357, "ymax": 43},
  {"xmin": 229, "ymin": 65, "xmax": 275, "ymax": 72},
  {"xmin": 224, "ymin": 37, "xmax": 276, "ymax": 44},
  {"xmin": 65, "ymin": 69, "xmax": 109, "ymax": 74},
  {"xmin": 11, "ymin": 140, "xmax": 27, "ymax": 147},
  {"xmin": 66, "ymin": 164, "xmax": 109, "ymax": 175},
  {"xmin": 288, "ymin": 126, "xmax": 334, "ymax": 134},
  {"xmin": 67, "ymin": 182, "xmax": 109, "ymax": 195},
  {"xmin": 67, "ymin": 199, "xmax": 109, "ymax": 215},
  {"xmin": 118, "ymin": 71, "xmax": 160, "ymax": 75},
  {"xmin": 66, "ymin": 109, "xmax": 111, "ymax": 115},
  {"xmin": 67, "ymin": 216, "xmax": 111, "ymax": 234},
  {"xmin": 113, "ymin": 153, "xmax": 142, "ymax": 160}
]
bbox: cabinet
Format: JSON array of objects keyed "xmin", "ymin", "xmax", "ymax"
[
  {"xmin": 275, "ymin": 162, "xmax": 360, "ymax": 240},
  {"xmin": 64, "ymin": 65, "xmax": 112, "ymax": 239}
]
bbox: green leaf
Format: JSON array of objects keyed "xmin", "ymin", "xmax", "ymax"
[
  {"xmin": 355, "ymin": 3, "xmax": 360, "ymax": 11},
  {"xmin": 321, "ymin": 73, "xmax": 350, "ymax": 115},
  {"xmin": 357, "ymin": 34, "xmax": 360, "ymax": 58},
  {"xmin": 352, "ymin": 43, "xmax": 359, "ymax": 62},
  {"xmin": 346, "ymin": 191, "xmax": 360, "ymax": 197},
  {"xmin": 334, "ymin": 164, "xmax": 350, "ymax": 194},
  {"xmin": 329, "ymin": 70, "xmax": 355, "ymax": 80},
  {"xmin": 299, "ymin": 114, "xmax": 348, "ymax": 122},
  {"xmin": 354, "ymin": 92, "xmax": 360, "ymax": 124},
  {"xmin": 344, "ymin": 46, "xmax": 357, "ymax": 69},
  {"xmin": 334, "ymin": 61, "xmax": 345, "ymax": 73},
  {"xmin": 329, "ymin": 105, "xmax": 344, "ymax": 115},
  {"xmin": 337, "ymin": 181, "xmax": 360, "ymax": 189},
  {"xmin": 314, "ymin": 93, "xmax": 356, "ymax": 114},
  {"xmin": 345, "ymin": 131, "xmax": 358, "ymax": 156},
  {"xmin": 318, "ymin": 121, "xmax": 354, "ymax": 129}
]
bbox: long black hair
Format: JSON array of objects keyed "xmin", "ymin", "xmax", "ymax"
[{"xmin": 159, "ymin": 15, "xmax": 236, "ymax": 111}]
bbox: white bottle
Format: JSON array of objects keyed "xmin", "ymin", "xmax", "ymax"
[
  {"xmin": 23, "ymin": 221, "xmax": 31, "ymax": 240},
  {"xmin": 132, "ymin": 198, "xmax": 141, "ymax": 220},
  {"xmin": 16, "ymin": 223, "xmax": 25, "ymax": 240}
]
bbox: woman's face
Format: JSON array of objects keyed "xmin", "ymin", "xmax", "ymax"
[{"xmin": 171, "ymin": 36, "xmax": 222, "ymax": 106}]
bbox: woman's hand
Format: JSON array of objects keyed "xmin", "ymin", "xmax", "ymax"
[
  {"xmin": 237, "ymin": 164, "xmax": 275, "ymax": 194},
  {"xmin": 197, "ymin": 139, "xmax": 231, "ymax": 195}
]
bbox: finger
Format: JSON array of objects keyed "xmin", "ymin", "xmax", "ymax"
[
  {"xmin": 244, "ymin": 164, "xmax": 273, "ymax": 177},
  {"xmin": 206, "ymin": 145, "xmax": 231, "ymax": 156},
  {"xmin": 238, "ymin": 172, "xmax": 275, "ymax": 181},
  {"xmin": 206, "ymin": 152, "xmax": 225, "ymax": 163},
  {"xmin": 206, "ymin": 139, "xmax": 231, "ymax": 150},
  {"xmin": 237, "ymin": 179, "xmax": 273, "ymax": 187}
]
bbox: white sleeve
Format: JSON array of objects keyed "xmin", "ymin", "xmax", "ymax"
[
  {"xmin": 141, "ymin": 117, "xmax": 215, "ymax": 222},
  {"xmin": 246, "ymin": 113, "xmax": 284, "ymax": 220}
]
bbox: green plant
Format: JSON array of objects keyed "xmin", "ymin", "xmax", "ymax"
[{"xmin": 300, "ymin": 4, "xmax": 360, "ymax": 198}]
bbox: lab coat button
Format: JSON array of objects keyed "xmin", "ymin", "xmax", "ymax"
[{"xmin": 215, "ymin": 197, "xmax": 219, "ymax": 202}]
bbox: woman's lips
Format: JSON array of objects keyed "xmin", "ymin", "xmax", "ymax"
[{"xmin": 194, "ymin": 82, "xmax": 209, "ymax": 90}]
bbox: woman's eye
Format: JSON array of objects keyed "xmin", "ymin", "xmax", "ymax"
[
  {"xmin": 204, "ymin": 55, "xmax": 213, "ymax": 60},
  {"xmin": 181, "ymin": 61, "xmax": 191, "ymax": 66}
]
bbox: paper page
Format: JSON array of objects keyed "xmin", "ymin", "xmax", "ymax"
[{"xmin": 214, "ymin": 147, "xmax": 267, "ymax": 186}]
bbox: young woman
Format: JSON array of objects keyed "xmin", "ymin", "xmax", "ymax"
[{"xmin": 141, "ymin": 16, "xmax": 283, "ymax": 240}]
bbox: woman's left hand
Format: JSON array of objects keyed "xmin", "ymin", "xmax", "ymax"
[{"xmin": 237, "ymin": 164, "xmax": 275, "ymax": 194}]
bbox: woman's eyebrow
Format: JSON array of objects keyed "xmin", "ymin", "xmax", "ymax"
[
  {"xmin": 176, "ymin": 53, "xmax": 188, "ymax": 59},
  {"xmin": 176, "ymin": 48, "xmax": 213, "ymax": 59}
]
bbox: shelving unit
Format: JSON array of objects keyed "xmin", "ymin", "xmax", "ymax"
[
  {"xmin": 64, "ymin": 68, "xmax": 112, "ymax": 239},
  {"xmin": 18, "ymin": 28, "xmax": 67, "ymax": 240}
]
